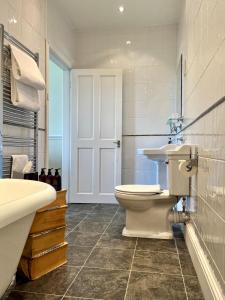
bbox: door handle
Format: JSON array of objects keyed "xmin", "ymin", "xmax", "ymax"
[{"xmin": 113, "ymin": 140, "xmax": 121, "ymax": 148}]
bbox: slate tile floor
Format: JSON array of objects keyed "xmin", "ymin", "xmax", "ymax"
[{"xmin": 7, "ymin": 204, "xmax": 204, "ymax": 300}]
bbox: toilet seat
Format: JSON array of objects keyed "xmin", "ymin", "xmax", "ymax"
[
  {"xmin": 115, "ymin": 190, "xmax": 171, "ymax": 201},
  {"xmin": 114, "ymin": 184, "xmax": 178, "ymax": 239},
  {"xmin": 115, "ymin": 185, "xmax": 172, "ymax": 201},
  {"xmin": 115, "ymin": 184, "xmax": 162, "ymax": 196}
]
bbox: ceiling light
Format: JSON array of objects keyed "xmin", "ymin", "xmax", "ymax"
[
  {"xmin": 8, "ymin": 16, "xmax": 17, "ymax": 24},
  {"xmin": 126, "ymin": 40, "xmax": 131, "ymax": 45},
  {"xmin": 118, "ymin": 6, "xmax": 124, "ymax": 13}
]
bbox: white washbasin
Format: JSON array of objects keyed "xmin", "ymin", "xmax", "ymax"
[
  {"xmin": 137, "ymin": 144, "xmax": 192, "ymax": 162},
  {"xmin": 0, "ymin": 179, "xmax": 56, "ymax": 298},
  {"xmin": 137, "ymin": 144, "xmax": 178, "ymax": 161}
]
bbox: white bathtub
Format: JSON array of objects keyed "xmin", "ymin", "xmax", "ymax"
[{"xmin": 0, "ymin": 179, "xmax": 56, "ymax": 298}]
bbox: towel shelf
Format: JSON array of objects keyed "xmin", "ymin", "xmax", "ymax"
[{"xmin": 0, "ymin": 24, "xmax": 39, "ymax": 178}]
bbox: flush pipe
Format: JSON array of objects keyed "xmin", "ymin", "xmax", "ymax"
[
  {"xmin": 168, "ymin": 197, "xmax": 191, "ymax": 224},
  {"xmin": 168, "ymin": 210, "xmax": 190, "ymax": 224}
]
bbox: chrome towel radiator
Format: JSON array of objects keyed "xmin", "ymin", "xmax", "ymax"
[{"xmin": 0, "ymin": 24, "xmax": 39, "ymax": 178}]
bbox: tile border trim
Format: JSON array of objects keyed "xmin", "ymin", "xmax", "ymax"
[
  {"xmin": 123, "ymin": 134, "xmax": 172, "ymax": 137},
  {"xmin": 178, "ymin": 96, "xmax": 225, "ymax": 134}
]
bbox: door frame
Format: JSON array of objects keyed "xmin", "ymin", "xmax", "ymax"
[
  {"xmin": 46, "ymin": 46, "xmax": 71, "ymax": 194},
  {"xmin": 69, "ymin": 69, "xmax": 123, "ymax": 204}
]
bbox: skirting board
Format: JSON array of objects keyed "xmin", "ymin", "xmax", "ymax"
[{"xmin": 185, "ymin": 223, "xmax": 225, "ymax": 300}]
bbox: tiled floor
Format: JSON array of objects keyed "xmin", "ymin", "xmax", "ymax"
[{"xmin": 7, "ymin": 204, "xmax": 204, "ymax": 300}]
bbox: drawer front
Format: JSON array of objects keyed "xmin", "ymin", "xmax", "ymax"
[
  {"xmin": 19, "ymin": 242, "xmax": 68, "ymax": 280},
  {"xmin": 30, "ymin": 206, "xmax": 67, "ymax": 234},
  {"xmin": 23, "ymin": 226, "xmax": 66, "ymax": 257}
]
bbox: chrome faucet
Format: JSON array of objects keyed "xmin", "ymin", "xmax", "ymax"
[
  {"xmin": 167, "ymin": 115, "xmax": 184, "ymax": 135},
  {"xmin": 177, "ymin": 136, "xmax": 184, "ymax": 143}
]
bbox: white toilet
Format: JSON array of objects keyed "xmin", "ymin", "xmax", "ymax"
[{"xmin": 115, "ymin": 144, "xmax": 195, "ymax": 239}]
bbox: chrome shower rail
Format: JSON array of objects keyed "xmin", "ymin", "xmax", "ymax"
[{"xmin": 0, "ymin": 24, "xmax": 39, "ymax": 178}]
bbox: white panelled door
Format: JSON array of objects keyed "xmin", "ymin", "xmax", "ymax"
[{"xmin": 70, "ymin": 69, "xmax": 122, "ymax": 203}]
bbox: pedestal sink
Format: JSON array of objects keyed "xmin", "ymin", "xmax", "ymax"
[
  {"xmin": 137, "ymin": 144, "xmax": 193, "ymax": 189},
  {"xmin": 0, "ymin": 179, "xmax": 56, "ymax": 298},
  {"xmin": 137, "ymin": 144, "xmax": 192, "ymax": 161}
]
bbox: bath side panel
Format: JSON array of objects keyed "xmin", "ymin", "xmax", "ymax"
[{"xmin": 0, "ymin": 213, "xmax": 35, "ymax": 298}]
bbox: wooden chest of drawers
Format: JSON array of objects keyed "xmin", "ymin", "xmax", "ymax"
[
  {"xmin": 19, "ymin": 242, "xmax": 68, "ymax": 280},
  {"xmin": 18, "ymin": 190, "xmax": 68, "ymax": 280},
  {"xmin": 29, "ymin": 205, "xmax": 67, "ymax": 234},
  {"xmin": 22, "ymin": 226, "xmax": 66, "ymax": 257}
]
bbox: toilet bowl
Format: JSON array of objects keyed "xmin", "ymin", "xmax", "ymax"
[
  {"xmin": 115, "ymin": 145, "xmax": 196, "ymax": 239},
  {"xmin": 115, "ymin": 185, "xmax": 177, "ymax": 239}
]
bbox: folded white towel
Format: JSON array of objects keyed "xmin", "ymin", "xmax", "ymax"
[
  {"xmin": 11, "ymin": 155, "xmax": 29, "ymax": 178},
  {"xmin": 10, "ymin": 44, "xmax": 45, "ymax": 90},
  {"xmin": 11, "ymin": 79, "xmax": 40, "ymax": 112},
  {"xmin": 23, "ymin": 161, "xmax": 33, "ymax": 174},
  {"xmin": 10, "ymin": 44, "xmax": 45, "ymax": 112}
]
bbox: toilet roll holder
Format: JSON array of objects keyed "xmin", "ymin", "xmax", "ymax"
[{"xmin": 185, "ymin": 158, "xmax": 198, "ymax": 172}]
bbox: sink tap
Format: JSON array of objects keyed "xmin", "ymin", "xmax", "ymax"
[{"xmin": 177, "ymin": 136, "xmax": 184, "ymax": 144}]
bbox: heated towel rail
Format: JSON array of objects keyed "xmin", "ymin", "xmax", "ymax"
[{"xmin": 0, "ymin": 24, "xmax": 39, "ymax": 178}]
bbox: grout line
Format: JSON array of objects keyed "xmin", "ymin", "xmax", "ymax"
[
  {"xmin": 67, "ymin": 245, "xmax": 95, "ymax": 249},
  {"xmin": 65, "ymin": 265, "xmax": 184, "ymax": 278},
  {"xmin": 63, "ymin": 296, "xmax": 104, "ymax": 300},
  {"xmin": 80, "ymin": 246, "xmax": 178, "ymax": 255},
  {"xmin": 65, "ymin": 215, "xmax": 89, "ymax": 237},
  {"xmin": 61, "ymin": 207, "xmax": 120, "ymax": 299},
  {"xmin": 135, "ymin": 249, "xmax": 177, "ymax": 255},
  {"xmin": 198, "ymin": 155, "xmax": 225, "ymax": 163},
  {"xmin": 66, "ymin": 241, "xmax": 178, "ymax": 255},
  {"xmin": 185, "ymin": 31, "xmax": 225, "ymax": 103},
  {"xmin": 194, "ymin": 190, "xmax": 225, "ymax": 224},
  {"xmin": 175, "ymin": 238, "xmax": 189, "ymax": 300},
  {"xmin": 65, "ymin": 204, "xmax": 99, "ymax": 237},
  {"xmin": 12, "ymin": 289, "xmax": 63, "ymax": 297},
  {"xmin": 123, "ymin": 237, "xmax": 138, "ymax": 300}
]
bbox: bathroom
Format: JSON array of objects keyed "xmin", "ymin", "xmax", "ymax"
[{"xmin": 0, "ymin": 0, "xmax": 224, "ymax": 299}]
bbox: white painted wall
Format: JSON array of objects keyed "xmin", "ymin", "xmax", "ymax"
[
  {"xmin": 178, "ymin": 0, "xmax": 225, "ymax": 295},
  {"xmin": 0, "ymin": 0, "xmax": 47, "ymax": 171},
  {"xmin": 47, "ymin": 0, "xmax": 76, "ymax": 67},
  {"xmin": 48, "ymin": 59, "xmax": 64, "ymax": 170},
  {"xmin": 73, "ymin": 25, "xmax": 177, "ymax": 185}
]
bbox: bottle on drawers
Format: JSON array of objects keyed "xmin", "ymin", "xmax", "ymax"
[
  {"xmin": 52, "ymin": 168, "xmax": 61, "ymax": 191},
  {"xmin": 39, "ymin": 168, "xmax": 46, "ymax": 182},
  {"xmin": 46, "ymin": 168, "xmax": 53, "ymax": 185}
]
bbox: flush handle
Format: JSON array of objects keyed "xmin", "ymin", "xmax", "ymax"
[{"xmin": 113, "ymin": 140, "xmax": 121, "ymax": 148}]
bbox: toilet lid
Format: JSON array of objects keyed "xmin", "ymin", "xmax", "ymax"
[{"xmin": 115, "ymin": 184, "xmax": 162, "ymax": 195}]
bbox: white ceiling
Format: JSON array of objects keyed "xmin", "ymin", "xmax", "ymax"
[{"xmin": 52, "ymin": 0, "xmax": 183, "ymax": 31}]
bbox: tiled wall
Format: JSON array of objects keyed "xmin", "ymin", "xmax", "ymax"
[
  {"xmin": 0, "ymin": 0, "xmax": 47, "ymax": 171},
  {"xmin": 178, "ymin": 0, "xmax": 225, "ymax": 293},
  {"xmin": 47, "ymin": 0, "xmax": 77, "ymax": 67},
  {"xmin": 122, "ymin": 135, "xmax": 168, "ymax": 187},
  {"xmin": 73, "ymin": 25, "xmax": 177, "ymax": 186}
]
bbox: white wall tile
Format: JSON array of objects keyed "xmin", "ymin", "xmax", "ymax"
[
  {"xmin": 73, "ymin": 25, "xmax": 177, "ymax": 185},
  {"xmin": 122, "ymin": 136, "xmax": 168, "ymax": 186},
  {"xmin": 0, "ymin": 0, "xmax": 47, "ymax": 170},
  {"xmin": 74, "ymin": 25, "xmax": 177, "ymax": 136},
  {"xmin": 0, "ymin": 0, "xmax": 9, "ymax": 30},
  {"xmin": 178, "ymin": 0, "xmax": 225, "ymax": 293}
]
